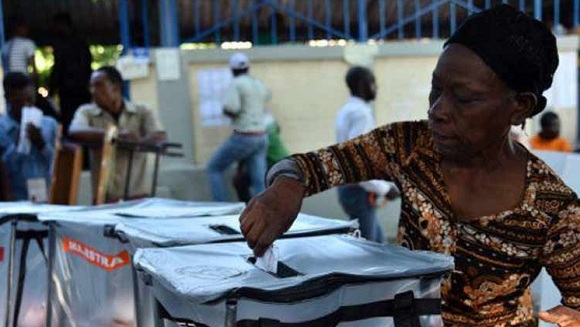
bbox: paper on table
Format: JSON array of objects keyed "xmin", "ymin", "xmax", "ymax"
[
  {"xmin": 255, "ymin": 244, "xmax": 279, "ymax": 274},
  {"xmin": 27, "ymin": 178, "xmax": 48, "ymax": 203},
  {"xmin": 17, "ymin": 106, "xmax": 43, "ymax": 154}
]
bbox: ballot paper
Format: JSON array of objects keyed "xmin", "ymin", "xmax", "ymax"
[
  {"xmin": 26, "ymin": 178, "xmax": 48, "ymax": 203},
  {"xmin": 255, "ymin": 244, "xmax": 279, "ymax": 274},
  {"xmin": 17, "ymin": 106, "xmax": 43, "ymax": 154}
]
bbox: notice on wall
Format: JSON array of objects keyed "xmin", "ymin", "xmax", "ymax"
[
  {"xmin": 544, "ymin": 51, "xmax": 578, "ymax": 109},
  {"xmin": 155, "ymin": 48, "xmax": 181, "ymax": 81},
  {"xmin": 116, "ymin": 55, "xmax": 149, "ymax": 80},
  {"xmin": 196, "ymin": 68, "xmax": 233, "ymax": 127},
  {"xmin": 117, "ymin": 47, "xmax": 150, "ymax": 80},
  {"xmin": 343, "ymin": 44, "xmax": 378, "ymax": 67}
]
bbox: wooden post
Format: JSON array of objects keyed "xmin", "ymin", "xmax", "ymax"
[
  {"xmin": 49, "ymin": 125, "xmax": 83, "ymax": 205},
  {"xmin": 94, "ymin": 125, "xmax": 118, "ymax": 205}
]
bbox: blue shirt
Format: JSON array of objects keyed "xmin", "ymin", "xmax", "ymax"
[{"xmin": 0, "ymin": 114, "xmax": 57, "ymax": 200}]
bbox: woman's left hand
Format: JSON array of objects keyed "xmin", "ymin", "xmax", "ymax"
[{"xmin": 539, "ymin": 305, "xmax": 580, "ymax": 327}]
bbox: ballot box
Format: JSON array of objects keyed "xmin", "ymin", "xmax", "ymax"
[
  {"xmin": 38, "ymin": 198, "xmax": 244, "ymax": 327},
  {"xmin": 39, "ymin": 198, "xmax": 355, "ymax": 327},
  {"xmin": 134, "ymin": 235, "xmax": 454, "ymax": 327},
  {"xmin": 114, "ymin": 212, "xmax": 357, "ymax": 248},
  {"xmin": 0, "ymin": 202, "xmax": 81, "ymax": 327}
]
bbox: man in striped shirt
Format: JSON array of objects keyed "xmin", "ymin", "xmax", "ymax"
[{"xmin": 2, "ymin": 18, "xmax": 38, "ymax": 78}]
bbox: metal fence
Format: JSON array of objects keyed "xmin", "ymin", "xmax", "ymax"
[
  {"xmin": 13, "ymin": 0, "xmax": 571, "ymax": 50},
  {"xmin": 174, "ymin": 0, "xmax": 579, "ymax": 46},
  {"xmin": 0, "ymin": 0, "xmax": 577, "ymax": 50}
]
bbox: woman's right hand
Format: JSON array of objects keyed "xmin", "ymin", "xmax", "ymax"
[{"xmin": 240, "ymin": 176, "xmax": 305, "ymax": 256}]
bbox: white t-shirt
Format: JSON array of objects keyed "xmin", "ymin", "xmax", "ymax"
[
  {"xmin": 335, "ymin": 96, "xmax": 392, "ymax": 196},
  {"xmin": 4, "ymin": 37, "xmax": 36, "ymax": 73},
  {"xmin": 222, "ymin": 74, "xmax": 271, "ymax": 133}
]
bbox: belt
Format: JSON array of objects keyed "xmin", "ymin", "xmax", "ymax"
[{"xmin": 234, "ymin": 131, "xmax": 266, "ymax": 136}]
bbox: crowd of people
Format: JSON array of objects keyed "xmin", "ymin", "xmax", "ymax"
[{"xmin": 0, "ymin": 13, "xmax": 166, "ymax": 203}]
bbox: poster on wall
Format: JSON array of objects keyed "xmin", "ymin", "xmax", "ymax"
[
  {"xmin": 196, "ymin": 68, "xmax": 233, "ymax": 127},
  {"xmin": 155, "ymin": 48, "xmax": 181, "ymax": 81},
  {"xmin": 544, "ymin": 51, "xmax": 578, "ymax": 109},
  {"xmin": 343, "ymin": 44, "xmax": 378, "ymax": 67},
  {"xmin": 118, "ymin": 47, "xmax": 150, "ymax": 80},
  {"xmin": 115, "ymin": 55, "xmax": 149, "ymax": 81}
]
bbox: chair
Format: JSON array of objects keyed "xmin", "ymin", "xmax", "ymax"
[
  {"xmin": 49, "ymin": 125, "xmax": 83, "ymax": 205},
  {"xmin": 94, "ymin": 125, "xmax": 118, "ymax": 205},
  {"xmin": 0, "ymin": 158, "xmax": 12, "ymax": 201}
]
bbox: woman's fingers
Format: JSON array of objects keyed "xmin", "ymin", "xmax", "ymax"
[{"xmin": 539, "ymin": 306, "xmax": 580, "ymax": 327}]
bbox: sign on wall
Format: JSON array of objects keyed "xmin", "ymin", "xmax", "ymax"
[
  {"xmin": 155, "ymin": 48, "xmax": 181, "ymax": 81},
  {"xmin": 544, "ymin": 51, "xmax": 578, "ymax": 109},
  {"xmin": 116, "ymin": 47, "xmax": 150, "ymax": 80},
  {"xmin": 196, "ymin": 68, "xmax": 233, "ymax": 127}
]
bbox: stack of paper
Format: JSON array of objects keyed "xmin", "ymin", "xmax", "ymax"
[{"xmin": 17, "ymin": 106, "xmax": 43, "ymax": 154}]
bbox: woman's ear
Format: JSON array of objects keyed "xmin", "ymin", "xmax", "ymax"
[{"xmin": 509, "ymin": 92, "xmax": 537, "ymax": 126}]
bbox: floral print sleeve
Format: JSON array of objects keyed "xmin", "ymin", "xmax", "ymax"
[
  {"xmin": 291, "ymin": 121, "xmax": 429, "ymax": 196},
  {"xmin": 539, "ymin": 197, "xmax": 580, "ymax": 309}
]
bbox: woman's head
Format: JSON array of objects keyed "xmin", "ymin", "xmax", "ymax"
[{"xmin": 428, "ymin": 5, "xmax": 558, "ymax": 157}]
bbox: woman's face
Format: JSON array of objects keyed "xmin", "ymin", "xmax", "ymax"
[{"xmin": 428, "ymin": 44, "xmax": 519, "ymax": 158}]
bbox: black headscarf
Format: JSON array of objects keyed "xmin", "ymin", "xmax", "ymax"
[{"xmin": 445, "ymin": 4, "xmax": 559, "ymax": 117}]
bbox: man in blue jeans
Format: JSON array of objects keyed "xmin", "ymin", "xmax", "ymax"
[
  {"xmin": 207, "ymin": 53, "xmax": 270, "ymax": 201},
  {"xmin": 336, "ymin": 66, "xmax": 399, "ymax": 242}
]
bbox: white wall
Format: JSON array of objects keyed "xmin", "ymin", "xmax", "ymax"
[{"xmin": 130, "ymin": 36, "xmax": 579, "ymax": 164}]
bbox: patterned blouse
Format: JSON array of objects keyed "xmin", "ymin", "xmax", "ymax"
[{"xmin": 290, "ymin": 121, "xmax": 580, "ymax": 326}]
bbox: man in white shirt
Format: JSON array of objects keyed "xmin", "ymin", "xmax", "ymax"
[
  {"xmin": 336, "ymin": 66, "xmax": 398, "ymax": 242},
  {"xmin": 3, "ymin": 18, "xmax": 37, "ymax": 77},
  {"xmin": 207, "ymin": 53, "xmax": 271, "ymax": 201}
]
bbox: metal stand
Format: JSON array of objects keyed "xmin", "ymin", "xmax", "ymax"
[
  {"xmin": 115, "ymin": 140, "xmax": 184, "ymax": 201},
  {"xmin": 225, "ymin": 299, "xmax": 238, "ymax": 327},
  {"xmin": 153, "ymin": 299, "xmax": 165, "ymax": 327},
  {"xmin": 69, "ymin": 138, "xmax": 183, "ymax": 202},
  {"xmin": 131, "ymin": 265, "xmax": 148, "ymax": 327},
  {"xmin": 5, "ymin": 219, "xmax": 16, "ymax": 327},
  {"xmin": 45, "ymin": 223, "xmax": 56, "ymax": 327}
]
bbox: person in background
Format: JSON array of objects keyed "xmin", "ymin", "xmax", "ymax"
[
  {"xmin": 2, "ymin": 17, "xmax": 60, "ymax": 122},
  {"xmin": 263, "ymin": 111, "xmax": 290, "ymax": 167},
  {"xmin": 336, "ymin": 66, "xmax": 399, "ymax": 242},
  {"xmin": 0, "ymin": 73, "xmax": 57, "ymax": 201},
  {"xmin": 68, "ymin": 66, "xmax": 166, "ymax": 202},
  {"xmin": 49, "ymin": 12, "xmax": 92, "ymax": 135},
  {"xmin": 240, "ymin": 5, "xmax": 580, "ymax": 326},
  {"xmin": 530, "ymin": 111, "xmax": 573, "ymax": 152},
  {"xmin": 207, "ymin": 52, "xmax": 270, "ymax": 202},
  {"xmin": 3, "ymin": 17, "xmax": 38, "ymax": 78},
  {"xmin": 233, "ymin": 110, "xmax": 290, "ymax": 202}
]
